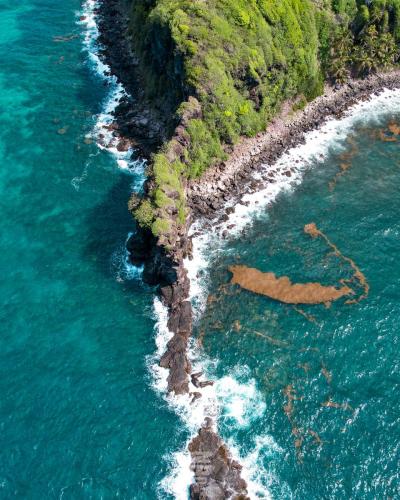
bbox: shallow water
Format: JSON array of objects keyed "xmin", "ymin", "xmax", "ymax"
[{"xmin": 194, "ymin": 112, "xmax": 400, "ymax": 498}]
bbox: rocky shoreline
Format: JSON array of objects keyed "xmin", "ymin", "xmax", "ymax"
[
  {"xmin": 94, "ymin": 0, "xmax": 173, "ymax": 157},
  {"xmin": 187, "ymin": 71, "xmax": 400, "ymax": 222},
  {"xmin": 93, "ymin": 1, "xmax": 250, "ymax": 497},
  {"xmin": 92, "ymin": 1, "xmax": 400, "ymax": 497}
]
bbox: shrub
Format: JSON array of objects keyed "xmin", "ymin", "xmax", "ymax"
[
  {"xmin": 154, "ymin": 188, "xmax": 174, "ymax": 209},
  {"xmin": 134, "ymin": 199, "xmax": 155, "ymax": 229},
  {"xmin": 152, "ymin": 218, "xmax": 171, "ymax": 236},
  {"xmin": 186, "ymin": 119, "xmax": 225, "ymax": 177},
  {"xmin": 177, "ymin": 204, "xmax": 186, "ymax": 225}
]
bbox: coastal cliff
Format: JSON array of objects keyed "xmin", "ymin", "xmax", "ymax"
[
  {"xmin": 99, "ymin": 0, "xmax": 400, "ymax": 396},
  {"xmin": 126, "ymin": 0, "xmax": 400, "ymax": 243},
  {"xmin": 95, "ymin": 0, "xmax": 400, "ymax": 497}
]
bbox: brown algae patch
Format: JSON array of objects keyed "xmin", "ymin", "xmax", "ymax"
[
  {"xmin": 308, "ymin": 429, "xmax": 324, "ymax": 446},
  {"xmin": 329, "ymin": 135, "xmax": 358, "ymax": 191},
  {"xmin": 249, "ymin": 329, "xmax": 289, "ymax": 347},
  {"xmin": 329, "ymin": 162, "xmax": 352, "ymax": 190},
  {"xmin": 304, "ymin": 223, "xmax": 369, "ymax": 304},
  {"xmin": 283, "ymin": 385, "xmax": 305, "ymax": 461},
  {"xmin": 379, "ymin": 130, "xmax": 397, "ymax": 142},
  {"xmin": 229, "ymin": 265, "xmax": 352, "ymax": 305},
  {"xmin": 321, "ymin": 363, "xmax": 332, "ymax": 385},
  {"xmin": 229, "ymin": 223, "xmax": 368, "ymax": 306},
  {"xmin": 292, "ymin": 306, "xmax": 319, "ymax": 324},
  {"xmin": 322, "ymin": 398, "xmax": 353, "ymax": 412}
]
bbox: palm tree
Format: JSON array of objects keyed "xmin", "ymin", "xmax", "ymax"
[
  {"xmin": 353, "ymin": 25, "xmax": 380, "ymax": 76},
  {"xmin": 353, "ymin": 46, "xmax": 375, "ymax": 76},
  {"xmin": 329, "ymin": 26, "xmax": 353, "ymax": 83},
  {"xmin": 376, "ymin": 33, "xmax": 398, "ymax": 68},
  {"xmin": 331, "ymin": 60, "xmax": 350, "ymax": 83}
]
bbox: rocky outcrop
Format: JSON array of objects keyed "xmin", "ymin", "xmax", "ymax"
[
  {"xmin": 160, "ymin": 299, "xmax": 192, "ymax": 394},
  {"xmin": 127, "ymin": 226, "xmax": 192, "ymax": 394},
  {"xmin": 189, "ymin": 418, "xmax": 249, "ymax": 500},
  {"xmin": 96, "ymin": 0, "xmax": 174, "ymax": 156}
]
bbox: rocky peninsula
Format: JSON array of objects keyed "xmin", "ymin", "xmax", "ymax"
[{"xmin": 93, "ymin": 0, "xmax": 400, "ymax": 497}]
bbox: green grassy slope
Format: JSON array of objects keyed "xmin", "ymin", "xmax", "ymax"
[{"xmin": 127, "ymin": 0, "xmax": 400, "ymax": 244}]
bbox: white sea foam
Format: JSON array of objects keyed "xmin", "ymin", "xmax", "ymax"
[
  {"xmin": 153, "ymin": 337, "xmax": 271, "ymax": 499},
  {"xmin": 216, "ymin": 373, "xmax": 266, "ymax": 428},
  {"xmin": 111, "ymin": 233, "xmax": 144, "ymax": 283},
  {"xmin": 159, "ymin": 448, "xmax": 193, "ymax": 500},
  {"xmin": 149, "ymin": 297, "xmax": 271, "ymax": 498},
  {"xmin": 227, "ymin": 434, "xmax": 284, "ymax": 499},
  {"xmin": 71, "ymin": 151, "xmax": 99, "ymax": 191},
  {"xmin": 79, "ymin": 0, "xmax": 146, "ymax": 185}
]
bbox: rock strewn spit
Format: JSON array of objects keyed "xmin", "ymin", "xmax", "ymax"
[
  {"xmin": 95, "ymin": 2, "xmax": 400, "ymax": 497},
  {"xmin": 96, "ymin": 3, "xmax": 251, "ymax": 496},
  {"xmin": 189, "ymin": 418, "xmax": 249, "ymax": 500}
]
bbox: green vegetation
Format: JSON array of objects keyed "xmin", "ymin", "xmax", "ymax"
[
  {"xmin": 329, "ymin": 1, "xmax": 400, "ymax": 82},
  {"xmin": 127, "ymin": 0, "xmax": 400, "ymax": 242}
]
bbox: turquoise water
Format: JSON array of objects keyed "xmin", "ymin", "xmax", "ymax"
[
  {"xmin": 0, "ymin": 1, "xmax": 186, "ymax": 497},
  {"xmin": 196, "ymin": 115, "xmax": 400, "ymax": 497}
]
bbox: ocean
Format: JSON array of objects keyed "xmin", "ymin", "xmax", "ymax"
[
  {"xmin": 186, "ymin": 90, "xmax": 400, "ymax": 498},
  {"xmin": 0, "ymin": 0, "xmax": 399, "ymax": 498},
  {"xmin": 0, "ymin": 1, "xmax": 185, "ymax": 497}
]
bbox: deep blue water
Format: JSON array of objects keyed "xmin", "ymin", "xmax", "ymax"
[{"xmin": 0, "ymin": 1, "xmax": 186, "ymax": 497}]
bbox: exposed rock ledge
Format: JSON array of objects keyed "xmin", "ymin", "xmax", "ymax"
[{"xmin": 189, "ymin": 418, "xmax": 249, "ymax": 500}]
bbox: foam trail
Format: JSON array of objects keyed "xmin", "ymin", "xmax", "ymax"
[
  {"xmin": 152, "ymin": 335, "xmax": 273, "ymax": 498},
  {"xmin": 78, "ymin": 0, "xmax": 146, "ymax": 185}
]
